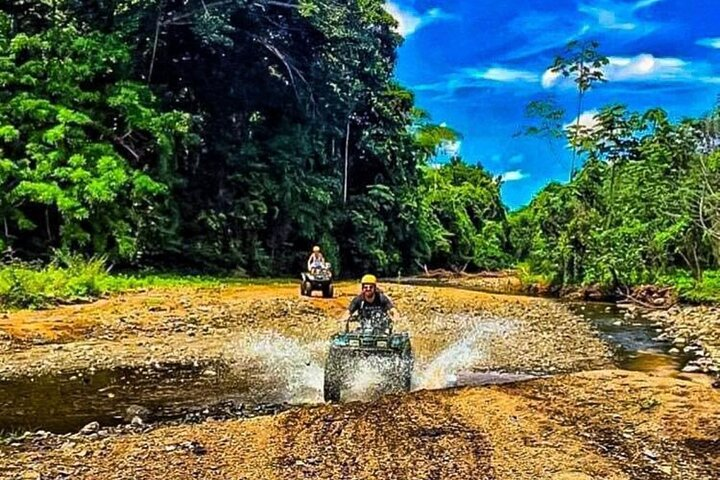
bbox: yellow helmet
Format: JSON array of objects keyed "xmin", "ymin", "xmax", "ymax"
[
  {"xmin": 360, "ymin": 274, "xmax": 377, "ymax": 285},
  {"xmin": 312, "ymin": 246, "xmax": 320, "ymax": 253}
]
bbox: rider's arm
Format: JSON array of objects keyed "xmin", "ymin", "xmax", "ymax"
[
  {"xmin": 382, "ymin": 295, "xmax": 399, "ymax": 321},
  {"xmin": 340, "ymin": 296, "xmax": 360, "ymax": 322}
]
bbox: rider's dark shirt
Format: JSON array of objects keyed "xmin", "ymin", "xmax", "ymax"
[{"xmin": 348, "ymin": 293, "xmax": 394, "ymax": 317}]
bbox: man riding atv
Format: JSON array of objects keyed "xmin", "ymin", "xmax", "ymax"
[
  {"xmin": 343, "ymin": 274, "xmax": 399, "ymax": 332},
  {"xmin": 324, "ymin": 274, "xmax": 411, "ymax": 401}
]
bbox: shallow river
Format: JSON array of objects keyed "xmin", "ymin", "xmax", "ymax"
[{"xmin": 0, "ymin": 296, "xmax": 690, "ymax": 434}]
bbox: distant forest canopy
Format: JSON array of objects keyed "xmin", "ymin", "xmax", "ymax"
[{"xmin": 0, "ymin": 2, "xmax": 719, "ymax": 288}]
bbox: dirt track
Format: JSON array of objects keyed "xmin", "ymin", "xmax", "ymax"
[{"xmin": 1, "ymin": 282, "xmax": 719, "ymax": 479}]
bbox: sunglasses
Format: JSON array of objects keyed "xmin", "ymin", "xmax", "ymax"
[{"xmin": 362, "ymin": 285, "xmax": 376, "ymax": 291}]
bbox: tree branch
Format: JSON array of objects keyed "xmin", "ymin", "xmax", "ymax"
[
  {"xmin": 148, "ymin": 3, "xmax": 165, "ymax": 84},
  {"xmin": 162, "ymin": 0, "xmax": 298, "ymax": 27}
]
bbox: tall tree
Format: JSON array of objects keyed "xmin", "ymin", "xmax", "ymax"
[{"xmin": 550, "ymin": 40, "xmax": 609, "ymax": 179}]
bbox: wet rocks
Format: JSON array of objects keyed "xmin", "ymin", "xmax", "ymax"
[
  {"xmin": 124, "ymin": 404, "xmax": 152, "ymax": 423},
  {"xmin": 80, "ymin": 421, "xmax": 100, "ymax": 435},
  {"xmin": 649, "ymin": 305, "xmax": 720, "ymax": 375}
]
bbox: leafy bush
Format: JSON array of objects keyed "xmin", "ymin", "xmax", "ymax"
[
  {"xmin": 660, "ymin": 270, "xmax": 720, "ymax": 304},
  {"xmin": 0, "ymin": 252, "xmax": 109, "ymax": 308},
  {"xmin": 516, "ymin": 261, "xmax": 555, "ymax": 287}
]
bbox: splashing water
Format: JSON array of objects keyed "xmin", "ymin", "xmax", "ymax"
[
  {"xmin": 414, "ymin": 316, "xmax": 517, "ymax": 390},
  {"xmin": 342, "ymin": 356, "xmax": 398, "ymax": 402},
  {"xmin": 222, "ymin": 315, "xmax": 519, "ymax": 406},
  {"xmin": 224, "ymin": 332, "xmax": 326, "ymax": 404}
]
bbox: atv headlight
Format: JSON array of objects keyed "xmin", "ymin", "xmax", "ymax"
[
  {"xmin": 376, "ymin": 340, "xmax": 388, "ymax": 348},
  {"xmin": 349, "ymin": 339, "xmax": 360, "ymax": 347}
]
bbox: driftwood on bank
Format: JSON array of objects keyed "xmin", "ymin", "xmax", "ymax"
[
  {"xmin": 618, "ymin": 285, "xmax": 678, "ymax": 310},
  {"xmin": 416, "ymin": 266, "xmax": 517, "ymax": 280}
]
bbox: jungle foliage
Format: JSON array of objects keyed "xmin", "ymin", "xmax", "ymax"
[
  {"xmin": 510, "ymin": 104, "xmax": 720, "ymax": 294},
  {"xmin": 1, "ymin": 0, "xmax": 494, "ymax": 276},
  {"xmin": 1, "ymin": 2, "xmax": 719, "ymax": 304}
]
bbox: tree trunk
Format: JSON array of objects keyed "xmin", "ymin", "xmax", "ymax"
[
  {"xmin": 343, "ymin": 119, "xmax": 350, "ymax": 205},
  {"xmin": 45, "ymin": 208, "xmax": 53, "ymax": 241},
  {"xmin": 148, "ymin": 3, "xmax": 165, "ymax": 84},
  {"xmin": 605, "ymin": 163, "xmax": 616, "ymax": 228},
  {"xmin": 570, "ymin": 58, "xmax": 584, "ymax": 181}
]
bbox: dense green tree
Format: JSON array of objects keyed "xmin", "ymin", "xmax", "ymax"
[
  {"xmin": 0, "ymin": 12, "xmax": 190, "ymax": 260},
  {"xmin": 419, "ymin": 158, "xmax": 511, "ymax": 271},
  {"xmin": 1, "ymin": 0, "xmax": 479, "ymax": 276},
  {"xmin": 510, "ymin": 104, "xmax": 720, "ymax": 288}
]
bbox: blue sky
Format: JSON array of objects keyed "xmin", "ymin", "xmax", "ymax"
[{"xmin": 385, "ymin": 0, "xmax": 720, "ymax": 208}]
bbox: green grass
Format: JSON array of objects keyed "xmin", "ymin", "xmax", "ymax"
[
  {"xmin": 0, "ymin": 253, "xmax": 292, "ymax": 310},
  {"xmin": 660, "ymin": 269, "xmax": 720, "ymax": 304}
]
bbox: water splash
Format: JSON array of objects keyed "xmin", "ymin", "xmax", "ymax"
[
  {"xmin": 342, "ymin": 356, "xmax": 394, "ymax": 402},
  {"xmin": 223, "ymin": 332, "xmax": 326, "ymax": 404},
  {"xmin": 222, "ymin": 315, "xmax": 519, "ymax": 405},
  {"xmin": 414, "ymin": 316, "xmax": 517, "ymax": 390}
]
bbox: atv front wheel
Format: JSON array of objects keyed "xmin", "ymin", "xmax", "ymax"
[
  {"xmin": 396, "ymin": 348, "xmax": 413, "ymax": 392},
  {"xmin": 322, "ymin": 284, "xmax": 334, "ymax": 298},
  {"xmin": 323, "ymin": 348, "xmax": 346, "ymax": 402}
]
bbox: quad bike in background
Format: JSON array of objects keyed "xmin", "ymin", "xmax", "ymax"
[
  {"xmin": 323, "ymin": 310, "xmax": 413, "ymax": 402},
  {"xmin": 300, "ymin": 262, "xmax": 334, "ymax": 298}
]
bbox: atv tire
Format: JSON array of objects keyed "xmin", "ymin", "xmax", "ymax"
[
  {"xmin": 401, "ymin": 348, "xmax": 414, "ymax": 391},
  {"xmin": 387, "ymin": 348, "xmax": 413, "ymax": 392},
  {"xmin": 302, "ymin": 281, "xmax": 313, "ymax": 297},
  {"xmin": 322, "ymin": 284, "xmax": 334, "ymax": 298},
  {"xmin": 323, "ymin": 348, "xmax": 345, "ymax": 402}
]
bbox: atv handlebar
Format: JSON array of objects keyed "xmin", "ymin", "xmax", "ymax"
[{"xmin": 345, "ymin": 312, "xmax": 393, "ymax": 334}]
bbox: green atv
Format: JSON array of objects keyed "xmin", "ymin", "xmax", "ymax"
[
  {"xmin": 300, "ymin": 262, "xmax": 334, "ymax": 298},
  {"xmin": 323, "ymin": 310, "xmax": 413, "ymax": 402}
]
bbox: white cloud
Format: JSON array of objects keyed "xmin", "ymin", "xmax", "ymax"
[
  {"xmin": 500, "ymin": 170, "xmax": 529, "ymax": 182},
  {"xmin": 426, "ymin": 8, "xmax": 456, "ymax": 21},
  {"xmin": 578, "ymin": 0, "xmax": 664, "ymax": 32},
  {"xmin": 469, "ymin": 67, "xmax": 538, "ymax": 83},
  {"xmin": 697, "ymin": 38, "xmax": 720, "ymax": 49},
  {"xmin": 383, "ymin": 2, "xmax": 454, "ymax": 37},
  {"xmin": 634, "ymin": 0, "xmax": 662, "ymax": 8},
  {"xmin": 606, "ymin": 54, "xmax": 686, "ymax": 81},
  {"xmin": 383, "ymin": 2, "xmax": 421, "ymax": 36},
  {"xmin": 442, "ymin": 140, "xmax": 462, "ymax": 157},
  {"xmin": 564, "ymin": 110, "xmax": 599, "ymax": 131},
  {"xmin": 541, "ymin": 69, "xmax": 562, "ymax": 88},
  {"xmin": 413, "ymin": 65, "xmax": 540, "ymax": 94},
  {"xmin": 503, "ymin": 12, "xmax": 590, "ymax": 61},
  {"xmin": 583, "ymin": 7, "xmax": 635, "ymax": 30}
]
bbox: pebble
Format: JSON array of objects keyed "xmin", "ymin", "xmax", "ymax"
[
  {"xmin": 681, "ymin": 364, "xmax": 702, "ymax": 373},
  {"xmin": 80, "ymin": 421, "xmax": 100, "ymax": 435}
]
